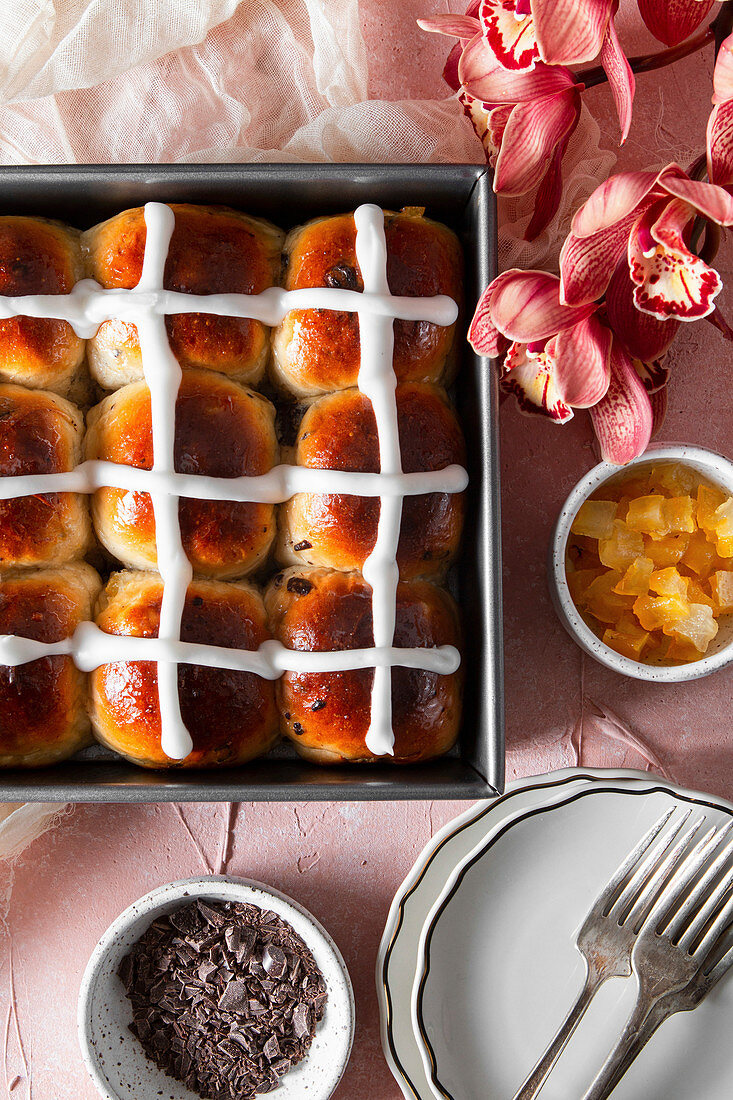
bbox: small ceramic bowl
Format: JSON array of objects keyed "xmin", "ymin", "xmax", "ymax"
[
  {"xmin": 549, "ymin": 444, "xmax": 733, "ymax": 682},
  {"xmin": 78, "ymin": 877, "xmax": 355, "ymax": 1100}
]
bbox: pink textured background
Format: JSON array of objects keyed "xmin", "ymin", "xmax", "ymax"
[{"xmin": 2, "ymin": 2, "xmax": 733, "ymax": 1098}]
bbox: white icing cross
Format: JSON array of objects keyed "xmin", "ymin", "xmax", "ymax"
[{"xmin": 0, "ymin": 203, "xmax": 466, "ymax": 761}]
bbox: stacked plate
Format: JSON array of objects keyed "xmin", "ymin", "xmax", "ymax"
[{"xmin": 377, "ymin": 769, "xmax": 733, "ymax": 1100}]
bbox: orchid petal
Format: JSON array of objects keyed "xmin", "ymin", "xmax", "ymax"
[
  {"xmin": 459, "ymin": 38, "xmax": 576, "ymax": 102},
  {"xmin": 552, "ymin": 313, "xmax": 612, "ymax": 408},
  {"xmin": 649, "ymin": 385, "xmax": 668, "ymax": 439},
  {"xmin": 559, "ymin": 206, "xmax": 646, "ymax": 306},
  {"xmin": 460, "ymin": 93, "xmax": 512, "ymax": 163},
  {"xmin": 707, "ymin": 100, "xmax": 733, "ymax": 186},
  {"xmin": 629, "ymin": 199, "xmax": 722, "ymax": 321},
  {"xmin": 570, "ymin": 170, "xmax": 658, "ymax": 237},
  {"xmin": 658, "ymin": 169, "xmax": 733, "ymax": 224},
  {"xmin": 638, "ymin": 0, "xmax": 715, "ymax": 49},
  {"xmin": 589, "ymin": 340, "xmax": 653, "ymax": 465},
  {"xmin": 417, "ymin": 14, "xmax": 482, "ymax": 38},
  {"xmin": 478, "ymin": 0, "xmax": 539, "ymax": 72},
  {"xmin": 605, "ymin": 257, "xmax": 680, "ymax": 361},
  {"xmin": 443, "ymin": 42, "xmax": 463, "ymax": 90},
  {"xmin": 706, "ymin": 305, "xmax": 733, "ymax": 342},
  {"xmin": 713, "ymin": 33, "xmax": 733, "ymax": 104},
  {"xmin": 501, "ymin": 339, "xmax": 574, "ymax": 422},
  {"xmin": 489, "ymin": 269, "xmax": 596, "ymax": 342},
  {"xmin": 468, "ymin": 274, "xmax": 514, "ymax": 357},
  {"xmin": 494, "ymin": 88, "xmax": 580, "ymax": 195},
  {"xmin": 632, "ymin": 355, "xmax": 670, "ymax": 395},
  {"xmin": 600, "ymin": 18, "xmax": 635, "ymax": 143},
  {"xmin": 533, "ymin": 0, "xmax": 613, "ymax": 65},
  {"xmin": 524, "ymin": 123, "xmax": 577, "ymax": 241}
]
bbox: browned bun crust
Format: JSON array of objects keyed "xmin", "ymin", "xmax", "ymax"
[
  {"xmin": 90, "ymin": 571, "xmax": 280, "ymax": 769},
  {"xmin": 271, "ymin": 209, "xmax": 463, "ymax": 398},
  {"xmin": 265, "ymin": 566, "xmax": 462, "ymax": 764},
  {"xmin": 0, "ymin": 562, "xmax": 101, "ymax": 767},
  {"xmin": 83, "ymin": 204, "xmax": 284, "ymax": 388},
  {"xmin": 0, "ymin": 384, "xmax": 92, "ymax": 568},
  {"xmin": 85, "ymin": 370, "xmax": 278, "ymax": 578},
  {"xmin": 278, "ymin": 383, "xmax": 466, "ymax": 578},
  {"xmin": 0, "ymin": 217, "xmax": 85, "ymax": 395}
]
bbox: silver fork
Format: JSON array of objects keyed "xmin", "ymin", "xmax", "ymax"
[
  {"xmin": 513, "ymin": 806, "xmax": 701, "ymax": 1100},
  {"xmin": 581, "ymin": 817, "xmax": 733, "ymax": 1100}
]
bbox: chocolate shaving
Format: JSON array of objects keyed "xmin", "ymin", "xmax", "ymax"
[{"xmin": 118, "ymin": 899, "xmax": 327, "ymax": 1100}]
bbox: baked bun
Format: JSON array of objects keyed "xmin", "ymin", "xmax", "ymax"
[
  {"xmin": 0, "ymin": 562, "xmax": 101, "ymax": 767},
  {"xmin": 278, "ymin": 383, "xmax": 466, "ymax": 578},
  {"xmin": 83, "ymin": 204, "xmax": 284, "ymax": 389},
  {"xmin": 85, "ymin": 370, "xmax": 278, "ymax": 578},
  {"xmin": 0, "ymin": 384, "xmax": 91, "ymax": 568},
  {"xmin": 0, "ymin": 217, "xmax": 85, "ymax": 396},
  {"xmin": 90, "ymin": 571, "xmax": 279, "ymax": 768},
  {"xmin": 271, "ymin": 208, "xmax": 463, "ymax": 398},
  {"xmin": 265, "ymin": 566, "xmax": 462, "ymax": 764}
]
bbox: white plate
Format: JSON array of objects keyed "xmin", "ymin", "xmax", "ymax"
[
  {"xmin": 412, "ymin": 773, "xmax": 733, "ymax": 1100},
  {"xmin": 377, "ymin": 769, "xmax": 603, "ymax": 1099}
]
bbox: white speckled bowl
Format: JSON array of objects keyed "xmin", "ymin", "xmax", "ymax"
[
  {"xmin": 549, "ymin": 444, "xmax": 733, "ymax": 682},
  {"xmin": 78, "ymin": 877, "xmax": 354, "ymax": 1100}
]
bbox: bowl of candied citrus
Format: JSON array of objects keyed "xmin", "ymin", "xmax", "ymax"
[{"xmin": 550, "ymin": 446, "xmax": 733, "ymax": 681}]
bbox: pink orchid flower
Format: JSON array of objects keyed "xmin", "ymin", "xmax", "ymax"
[
  {"xmin": 707, "ymin": 31, "xmax": 733, "ymax": 185},
  {"xmin": 559, "ymin": 163, "xmax": 733, "ymax": 322},
  {"xmin": 468, "ymin": 269, "xmax": 654, "ymax": 463},
  {"xmin": 468, "ymin": 269, "xmax": 611, "ymax": 422},
  {"xmin": 420, "ymin": 0, "xmax": 634, "ymax": 139},
  {"xmin": 638, "ymin": 0, "xmax": 716, "ymax": 48}
]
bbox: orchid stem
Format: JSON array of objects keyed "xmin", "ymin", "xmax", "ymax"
[{"xmin": 582, "ymin": 26, "xmax": 714, "ymax": 89}]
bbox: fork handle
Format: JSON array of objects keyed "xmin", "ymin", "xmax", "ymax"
[
  {"xmin": 580, "ymin": 997, "xmax": 669, "ymax": 1100},
  {"xmin": 512, "ymin": 969, "xmax": 605, "ymax": 1100}
]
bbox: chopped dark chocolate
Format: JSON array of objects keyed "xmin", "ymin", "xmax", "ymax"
[{"xmin": 118, "ymin": 898, "xmax": 327, "ymax": 1100}]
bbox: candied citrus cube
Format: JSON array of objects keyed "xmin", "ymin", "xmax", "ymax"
[
  {"xmin": 716, "ymin": 535, "xmax": 733, "ymax": 559},
  {"xmin": 571, "ymin": 500, "xmax": 617, "ymax": 539},
  {"xmin": 626, "ymin": 495, "xmax": 665, "ymax": 534},
  {"xmin": 643, "ymin": 533, "xmax": 690, "ymax": 568},
  {"xmin": 585, "ymin": 572, "xmax": 635, "ymax": 625},
  {"xmin": 662, "ymin": 497, "xmax": 696, "ymax": 535},
  {"xmin": 665, "ymin": 603, "xmax": 718, "ymax": 653},
  {"xmin": 650, "ymin": 463, "xmax": 697, "ymax": 497},
  {"xmin": 710, "ymin": 570, "xmax": 733, "ymax": 614},
  {"xmin": 686, "ymin": 578, "xmax": 715, "ymax": 609},
  {"xmin": 649, "ymin": 567, "xmax": 689, "ymax": 600},
  {"xmin": 626, "ymin": 495, "xmax": 695, "ymax": 538},
  {"xmin": 602, "ymin": 617, "xmax": 650, "ymax": 660},
  {"xmin": 712, "ymin": 497, "xmax": 733, "ymax": 539},
  {"xmin": 614, "ymin": 556, "xmax": 653, "ymax": 596},
  {"xmin": 666, "ymin": 637, "xmax": 704, "ymax": 663},
  {"xmin": 681, "ymin": 529, "xmax": 718, "ymax": 576},
  {"xmin": 567, "ymin": 535, "xmax": 601, "ymax": 568},
  {"xmin": 643, "ymin": 630, "xmax": 669, "ymax": 664},
  {"xmin": 567, "ymin": 567, "xmax": 604, "ymax": 607},
  {"xmin": 599, "ymin": 521, "xmax": 645, "ymax": 572},
  {"xmin": 697, "ymin": 484, "xmax": 727, "ymax": 535},
  {"xmin": 633, "ymin": 594, "xmax": 690, "ymax": 631}
]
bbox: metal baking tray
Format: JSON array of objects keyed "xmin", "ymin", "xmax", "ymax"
[{"xmin": 0, "ymin": 163, "xmax": 502, "ymax": 802}]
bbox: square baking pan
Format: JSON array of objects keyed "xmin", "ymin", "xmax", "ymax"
[{"xmin": 0, "ymin": 162, "xmax": 502, "ymax": 802}]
